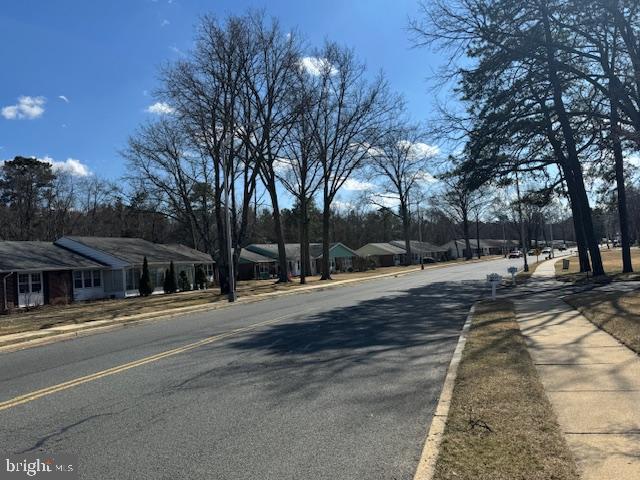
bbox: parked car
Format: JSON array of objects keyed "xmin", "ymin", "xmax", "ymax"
[
  {"xmin": 527, "ymin": 249, "xmax": 537, "ymax": 255},
  {"xmin": 558, "ymin": 245, "xmax": 567, "ymax": 251},
  {"xmin": 509, "ymin": 250, "xmax": 523, "ymax": 258},
  {"xmin": 541, "ymin": 247, "xmax": 552, "ymax": 254},
  {"xmin": 422, "ymin": 257, "xmax": 437, "ymax": 264}
]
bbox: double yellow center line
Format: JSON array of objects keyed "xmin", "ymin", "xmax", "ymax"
[{"xmin": 0, "ymin": 312, "xmax": 299, "ymax": 412}]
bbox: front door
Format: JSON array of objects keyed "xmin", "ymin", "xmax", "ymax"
[{"xmin": 18, "ymin": 272, "xmax": 44, "ymax": 307}]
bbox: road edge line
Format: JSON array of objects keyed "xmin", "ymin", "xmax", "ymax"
[{"xmin": 412, "ymin": 303, "xmax": 475, "ymax": 480}]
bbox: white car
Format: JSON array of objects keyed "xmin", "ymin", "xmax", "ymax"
[{"xmin": 541, "ymin": 247, "xmax": 552, "ymax": 254}]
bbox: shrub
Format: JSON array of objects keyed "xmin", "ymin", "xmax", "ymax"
[
  {"xmin": 195, "ymin": 265, "xmax": 207, "ymax": 290},
  {"xmin": 139, "ymin": 256, "xmax": 154, "ymax": 296},
  {"xmin": 178, "ymin": 270, "xmax": 191, "ymax": 291},
  {"xmin": 163, "ymin": 262, "xmax": 177, "ymax": 294}
]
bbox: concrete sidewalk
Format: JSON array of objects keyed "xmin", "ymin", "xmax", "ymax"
[{"xmin": 515, "ymin": 258, "xmax": 640, "ymax": 479}]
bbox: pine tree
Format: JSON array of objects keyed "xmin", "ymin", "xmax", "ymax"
[
  {"xmin": 195, "ymin": 265, "xmax": 207, "ymax": 290},
  {"xmin": 163, "ymin": 262, "xmax": 177, "ymax": 294},
  {"xmin": 139, "ymin": 256, "xmax": 154, "ymax": 296},
  {"xmin": 178, "ymin": 270, "xmax": 191, "ymax": 291}
]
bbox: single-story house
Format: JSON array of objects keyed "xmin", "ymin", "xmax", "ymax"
[
  {"xmin": 441, "ymin": 239, "xmax": 520, "ymax": 259},
  {"xmin": 54, "ymin": 236, "xmax": 215, "ymax": 299},
  {"xmin": 0, "ymin": 241, "xmax": 106, "ymax": 310},
  {"xmin": 389, "ymin": 240, "xmax": 448, "ymax": 263},
  {"xmin": 245, "ymin": 243, "xmax": 317, "ymax": 277},
  {"xmin": 355, "ymin": 243, "xmax": 406, "ymax": 267},
  {"xmin": 312, "ymin": 242, "xmax": 360, "ymax": 273},
  {"xmin": 236, "ymin": 249, "xmax": 278, "ymax": 280}
]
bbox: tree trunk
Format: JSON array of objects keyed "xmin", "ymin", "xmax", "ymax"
[
  {"xmin": 610, "ymin": 86, "xmax": 633, "ymax": 273},
  {"xmin": 269, "ymin": 190, "xmax": 289, "ymax": 283},
  {"xmin": 401, "ymin": 203, "xmax": 412, "ymax": 265},
  {"xmin": 463, "ymin": 214, "xmax": 472, "ymax": 260},
  {"xmin": 475, "ymin": 214, "xmax": 481, "ymax": 258},
  {"xmin": 299, "ymin": 195, "xmax": 309, "ymax": 284},
  {"xmin": 321, "ymin": 197, "xmax": 332, "ymax": 280},
  {"xmin": 540, "ymin": 1, "xmax": 605, "ymax": 276}
]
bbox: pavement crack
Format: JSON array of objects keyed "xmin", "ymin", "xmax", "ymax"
[{"xmin": 15, "ymin": 408, "xmax": 129, "ymax": 454}]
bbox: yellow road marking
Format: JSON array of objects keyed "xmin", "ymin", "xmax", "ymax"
[{"xmin": 0, "ymin": 312, "xmax": 299, "ymax": 412}]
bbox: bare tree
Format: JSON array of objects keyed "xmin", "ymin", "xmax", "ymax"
[
  {"xmin": 368, "ymin": 118, "xmax": 435, "ymax": 264},
  {"xmin": 276, "ymin": 66, "xmax": 324, "ymax": 284},
  {"xmin": 311, "ymin": 42, "xmax": 394, "ymax": 279}
]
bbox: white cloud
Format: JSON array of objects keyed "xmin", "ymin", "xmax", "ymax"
[
  {"xmin": 58, "ymin": 95, "xmax": 69, "ymax": 103},
  {"xmin": 370, "ymin": 193, "xmax": 400, "ymax": 209},
  {"xmin": 343, "ymin": 178, "xmax": 375, "ymax": 191},
  {"xmin": 299, "ymin": 56, "xmax": 337, "ymax": 76},
  {"xmin": 332, "ymin": 200, "xmax": 355, "ymax": 211},
  {"xmin": 41, "ymin": 156, "xmax": 91, "ymax": 177},
  {"xmin": 160, "ymin": 19, "xmax": 170, "ymax": 27},
  {"xmin": 416, "ymin": 171, "xmax": 437, "ymax": 184},
  {"xmin": 145, "ymin": 101, "xmax": 175, "ymax": 115},
  {"xmin": 2, "ymin": 96, "xmax": 46, "ymax": 120},
  {"xmin": 169, "ymin": 45, "xmax": 185, "ymax": 56},
  {"xmin": 398, "ymin": 140, "xmax": 440, "ymax": 159}
]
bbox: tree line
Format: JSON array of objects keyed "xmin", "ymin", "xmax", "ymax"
[{"xmin": 413, "ymin": 0, "xmax": 640, "ymax": 275}]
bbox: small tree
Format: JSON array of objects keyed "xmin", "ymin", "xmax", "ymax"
[
  {"xmin": 139, "ymin": 256, "xmax": 153, "ymax": 296},
  {"xmin": 195, "ymin": 265, "xmax": 207, "ymax": 290},
  {"xmin": 163, "ymin": 262, "xmax": 177, "ymax": 294},
  {"xmin": 178, "ymin": 270, "xmax": 191, "ymax": 291}
]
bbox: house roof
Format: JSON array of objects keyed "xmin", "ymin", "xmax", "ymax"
[
  {"xmin": 389, "ymin": 240, "xmax": 447, "ymax": 253},
  {"xmin": 0, "ymin": 241, "xmax": 105, "ymax": 272},
  {"xmin": 355, "ymin": 243, "xmax": 406, "ymax": 256},
  {"xmin": 246, "ymin": 242, "xmax": 358, "ymax": 261},
  {"xmin": 164, "ymin": 244, "xmax": 214, "ymax": 263},
  {"xmin": 237, "ymin": 249, "xmax": 276, "ymax": 264},
  {"xmin": 59, "ymin": 236, "xmax": 213, "ymax": 265},
  {"xmin": 441, "ymin": 239, "xmax": 520, "ymax": 249}
]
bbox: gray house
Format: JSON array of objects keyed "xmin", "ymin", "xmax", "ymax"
[{"xmin": 54, "ymin": 236, "xmax": 215, "ymax": 299}]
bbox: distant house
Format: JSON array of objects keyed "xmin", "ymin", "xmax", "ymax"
[
  {"xmin": 355, "ymin": 243, "xmax": 406, "ymax": 267},
  {"xmin": 236, "ymin": 249, "xmax": 277, "ymax": 281},
  {"xmin": 54, "ymin": 236, "xmax": 215, "ymax": 299},
  {"xmin": 389, "ymin": 240, "xmax": 448, "ymax": 263},
  {"xmin": 312, "ymin": 242, "xmax": 360, "ymax": 273},
  {"xmin": 441, "ymin": 239, "xmax": 520, "ymax": 259},
  {"xmin": 0, "ymin": 241, "xmax": 106, "ymax": 310},
  {"xmin": 244, "ymin": 243, "xmax": 310, "ymax": 276},
  {"xmin": 244, "ymin": 242, "xmax": 359, "ymax": 277}
]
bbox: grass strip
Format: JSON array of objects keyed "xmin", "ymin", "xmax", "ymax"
[
  {"xmin": 565, "ymin": 289, "xmax": 640, "ymax": 354},
  {"xmin": 433, "ymin": 299, "xmax": 579, "ymax": 480}
]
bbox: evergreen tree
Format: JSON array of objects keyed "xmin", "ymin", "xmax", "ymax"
[
  {"xmin": 178, "ymin": 270, "xmax": 191, "ymax": 291},
  {"xmin": 195, "ymin": 265, "xmax": 207, "ymax": 290},
  {"xmin": 163, "ymin": 262, "xmax": 177, "ymax": 294},
  {"xmin": 139, "ymin": 256, "xmax": 153, "ymax": 296}
]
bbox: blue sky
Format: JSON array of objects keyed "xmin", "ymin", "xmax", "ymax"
[{"xmin": 0, "ymin": 0, "xmax": 443, "ymax": 182}]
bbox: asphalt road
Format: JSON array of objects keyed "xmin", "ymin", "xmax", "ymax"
[{"xmin": 0, "ymin": 256, "xmax": 532, "ymax": 480}]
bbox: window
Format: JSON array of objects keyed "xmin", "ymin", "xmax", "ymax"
[
  {"xmin": 74, "ymin": 270, "xmax": 103, "ymax": 289},
  {"xmin": 18, "ymin": 274, "xmax": 29, "ymax": 294},
  {"xmin": 92, "ymin": 270, "xmax": 101, "ymax": 287},
  {"xmin": 31, "ymin": 273, "xmax": 42, "ymax": 293}
]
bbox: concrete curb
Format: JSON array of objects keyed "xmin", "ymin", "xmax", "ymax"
[
  {"xmin": 413, "ymin": 303, "xmax": 475, "ymax": 480},
  {"xmin": 0, "ymin": 257, "xmax": 497, "ymax": 353}
]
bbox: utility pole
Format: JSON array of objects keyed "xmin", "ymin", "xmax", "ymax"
[
  {"xmin": 223, "ymin": 134, "xmax": 236, "ymax": 302},
  {"xmin": 417, "ymin": 203, "xmax": 424, "ymax": 270},
  {"xmin": 515, "ymin": 168, "xmax": 529, "ymax": 272},
  {"xmin": 549, "ymin": 221, "xmax": 555, "ymax": 259}
]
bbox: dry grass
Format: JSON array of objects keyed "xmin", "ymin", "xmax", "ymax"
[
  {"xmin": 434, "ymin": 300, "xmax": 579, "ymax": 480},
  {"xmin": 565, "ymin": 289, "xmax": 640, "ymax": 354},
  {"xmin": 555, "ymin": 248, "xmax": 640, "ymax": 282}
]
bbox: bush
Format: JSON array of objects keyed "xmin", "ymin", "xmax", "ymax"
[
  {"xmin": 139, "ymin": 256, "xmax": 154, "ymax": 296},
  {"xmin": 195, "ymin": 265, "xmax": 207, "ymax": 290},
  {"xmin": 163, "ymin": 262, "xmax": 177, "ymax": 294},
  {"xmin": 178, "ymin": 270, "xmax": 191, "ymax": 291}
]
